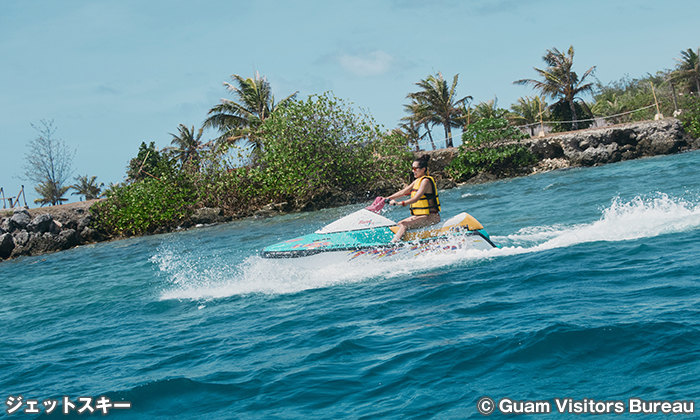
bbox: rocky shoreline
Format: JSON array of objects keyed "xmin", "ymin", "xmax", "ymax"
[
  {"xmin": 0, "ymin": 200, "xmax": 103, "ymax": 260},
  {"xmin": 1, "ymin": 118, "xmax": 698, "ymax": 262},
  {"xmin": 523, "ymin": 118, "xmax": 698, "ymax": 166}
]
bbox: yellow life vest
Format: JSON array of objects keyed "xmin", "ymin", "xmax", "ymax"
[{"xmin": 410, "ymin": 176, "xmax": 441, "ymax": 215}]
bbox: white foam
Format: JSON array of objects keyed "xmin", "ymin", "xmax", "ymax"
[
  {"xmin": 155, "ymin": 194, "xmax": 700, "ymax": 300},
  {"xmin": 154, "ymin": 239, "xmax": 494, "ymax": 301},
  {"xmin": 494, "ymin": 193, "xmax": 700, "ymax": 256}
]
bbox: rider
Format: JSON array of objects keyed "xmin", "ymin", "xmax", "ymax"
[{"xmin": 385, "ymin": 154, "xmax": 441, "ymax": 242}]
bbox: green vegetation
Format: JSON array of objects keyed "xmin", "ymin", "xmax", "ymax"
[
  {"xmin": 514, "ymin": 45, "xmax": 596, "ymax": 131},
  {"xmin": 254, "ymin": 93, "xmax": 410, "ymax": 203},
  {"xmin": 672, "ymin": 48, "xmax": 700, "ymax": 96},
  {"xmin": 203, "ymin": 72, "xmax": 297, "ymax": 158},
  {"xmin": 126, "ymin": 142, "xmax": 178, "ymax": 182},
  {"xmin": 93, "ymin": 176, "xmax": 196, "ymax": 236},
  {"xmin": 92, "ymin": 93, "xmax": 411, "ymax": 236},
  {"xmin": 405, "ymin": 72, "xmax": 471, "ymax": 148},
  {"xmin": 509, "ymin": 96, "xmax": 548, "ymax": 136},
  {"xmin": 34, "ymin": 180, "xmax": 69, "ymax": 207},
  {"xmin": 678, "ymin": 96, "xmax": 700, "ymax": 139},
  {"xmin": 165, "ymin": 124, "xmax": 206, "ymax": 169},
  {"xmin": 448, "ymin": 117, "xmax": 536, "ymax": 182},
  {"xmin": 71, "ymin": 175, "xmax": 105, "ymax": 201}
]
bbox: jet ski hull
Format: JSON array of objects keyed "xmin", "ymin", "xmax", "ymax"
[{"xmin": 261, "ymin": 210, "xmax": 497, "ymax": 262}]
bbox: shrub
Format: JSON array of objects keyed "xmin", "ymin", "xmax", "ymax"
[
  {"xmin": 461, "ymin": 117, "xmax": 529, "ymax": 146},
  {"xmin": 447, "ymin": 145, "xmax": 537, "ymax": 182},
  {"xmin": 256, "ymin": 92, "xmax": 411, "ymax": 202},
  {"xmin": 91, "ymin": 177, "xmax": 196, "ymax": 236},
  {"xmin": 450, "ymin": 117, "xmax": 536, "ymax": 181},
  {"xmin": 126, "ymin": 141, "xmax": 179, "ymax": 182},
  {"xmin": 677, "ymin": 96, "xmax": 700, "ymax": 139}
]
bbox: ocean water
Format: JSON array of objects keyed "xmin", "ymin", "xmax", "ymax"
[{"xmin": 3, "ymin": 151, "xmax": 700, "ymax": 419}]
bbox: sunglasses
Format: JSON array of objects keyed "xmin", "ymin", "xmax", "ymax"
[{"xmin": 411, "ymin": 167, "xmax": 423, "ymax": 171}]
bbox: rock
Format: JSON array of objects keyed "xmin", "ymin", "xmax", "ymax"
[
  {"xmin": 58, "ymin": 229, "xmax": 80, "ymax": 250},
  {"xmin": 535, "ymin": 118, "xmax": 694, "ymax": 167},
  {"xmin": 532, "ymin": 158, "xmax": 570, "ymax": 174},
  {"xmin": 27, "ymin": 213, "xmax": 54, "ymax": 233},
  {"xmin": 19, "ymin": 230, "xmax": 80, "ymax": 255},
  {"xmin": 525, "ymin": 138, "xmax": 564, "ymax": 159},
  {"xmin": 0, "ymin": 233, "xmax": 14, "ymax": 259},
  {"xmin": 49, "ymin": 220, "xmax": 63, "ymax": 234},
  {"xmin": 578, "ymin": 143, "xmax": 620, "ymax": 166},
  {"xmin": 53, "ymin": 213, "xmax": 77, "ymax": 230},
  {"xmin": 258, "ymin": 202, "xmax": 292, "ymax": 214},
  {"xmin": 77, "ymin": 214, "xmax": 93, "ymax": 231},
  {"xmin": 253, "ymin": 209, "xmax": 277, "ymax": 219},
  {"xmin": 12, "ymin": 230, "xmax": 30, "ymax": 247},
  {"xmin": 30, "ymin": 232, "xmax": 62, "ymax": 254},
  {"xmin": 272, "ymin": 202, "xmax": 292, "ymax": 212},
  {"xmin": 0, "ymin": 218, "xmax": 10, "ymax": 233},
  {"xmin": 80, "ymin": 227, "xmax": 102, "ymax": 243},
  {"xmin": 10, "ymin": 209, "xmax": 31, "ymax": 230},
  {"xmin": 190, "ymin": 207, "xmax": 226, "ymax": 225},
  {"xmin": 436, "ymin": 179, "xmax": 457, "ymax": 190},
  {"xmin": 464, "ymin": 172, "xmax": 498, "ymax": 184}
]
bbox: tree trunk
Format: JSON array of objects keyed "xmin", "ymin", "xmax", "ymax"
[
  {"xmin": 569, "ymin": 99, "xmax": 579, "ymax": 131},
  {"xmin": 444, "ymin": 125, "xmax": 454, "ymax": 148},
  {"xmin": 670, "ymin": 81, "xmax": 679, "ymax": 112},
  {"xmin": 425, "ymin": 125, "xmax": 436, "ymax": 151}
]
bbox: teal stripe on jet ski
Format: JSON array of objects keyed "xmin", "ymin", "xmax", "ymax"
[{"xmin": 264, "ymin": 227, "xmax": 395, "ymax": 253}]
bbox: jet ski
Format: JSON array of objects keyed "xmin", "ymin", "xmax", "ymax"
[{"xmin": 261, "ymin": 203, "xmax": 497, "ymax": 263}]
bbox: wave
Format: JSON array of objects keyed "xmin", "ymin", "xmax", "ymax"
[
  {"xmin": 155, "ymin": 193, "xmax": 700, "ymax": 300},
  {"xmin": 493, "ymin": 193, "xmax": 700, "ymax": 256},
  {"xmin": 39, "ymin": 320, "xmax": 699, "ymax": 419}
]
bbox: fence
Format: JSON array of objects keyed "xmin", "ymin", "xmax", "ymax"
[
  {"xmin": 1, "ymin": 186, "xmax": 28, "ymax": 209},
  {"xmin": 411, "ymin": 104, "xmax": 660, "ymax": 151}
]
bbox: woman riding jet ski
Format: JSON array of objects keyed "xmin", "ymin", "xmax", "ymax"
[
  {"xmin": 261, "ymin": 155, "xmax": 497, "ymax": 262},
  {"xmin": 384, "ymin": 154, "xmax": 441, "ymax": 242}
]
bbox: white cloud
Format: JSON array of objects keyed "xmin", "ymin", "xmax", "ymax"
[{"xmin": 338, "ymin": 51, "xmax": 395, "ymax": 76}]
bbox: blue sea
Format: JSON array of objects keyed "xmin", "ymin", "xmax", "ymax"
[{"xmin": 3, "ymin": 151, "xmax": 700, "ymax": 419}]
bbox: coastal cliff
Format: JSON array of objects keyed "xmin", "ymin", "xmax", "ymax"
[
  {"xmin": 420, "ymin": 117, "xmax": 698, "ymax": 182},
  {"xmin": 523, "ymin": 118, "xmax": 698, "ymax": 167},
  {"xmin": 1, "ymin": 118, "xmax": 698, "ymax": 261}
]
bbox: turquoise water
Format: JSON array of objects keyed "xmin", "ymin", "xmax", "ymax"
[{"xmin": 3, "ymin": 151, "xmax": 700, "ymax": 419}]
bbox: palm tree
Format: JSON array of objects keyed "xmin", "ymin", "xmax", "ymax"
[
  {"xmin": 34, "ymin": 180, "xmax": 69, "ymax": 206},
  {"xmin": 406, "ymin": 72, "xmax": 471, "ymax": 148},
  {"xmin": 71, "ymin": 175, "xmax": 105, "ymax": 201},
  {"xmin": 510, "ymin": 96, "xmax": 548, "ymax": 136},
  {"xmin": 391, "ymin": 123, "xmax": 421, "ymax": 151},
  {"xmin": 591, "ymin": 93, "xmax": 626, "ymax": 124},
  {"xmin": 473, "ymin": 97, "xmax": 509, "ymax": 121},
  {"xmin": 165, "ymin": 124, "xmax": 206, "ymax": 167},
  {"xmin": 514, "ymin": 46, "xmax": 596, "ymax": 130},
  {"xmin": 401, "ymin": 100, "xmax": 437, "ymax": 150},
  {"xmin": 203, "ymin": 72, "xmax": 297, "ymax": 155},
  {"xmin": 672, "ymin": 47, "xmax": 700, "ymax": 96}
]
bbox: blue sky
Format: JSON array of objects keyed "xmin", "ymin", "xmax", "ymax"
[{"xmin": 1, "ymin": 0, "xmax": 698, "ymax": 205}]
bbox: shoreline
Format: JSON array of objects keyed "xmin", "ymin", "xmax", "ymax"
[{"xmin": 2, "ymin": 118, "xmax": 698, "ymax": 262}]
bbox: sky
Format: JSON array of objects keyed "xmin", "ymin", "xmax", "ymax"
[{"xmin": 1, "ymin": 0, "xmax": 698, "ymax": 206}]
